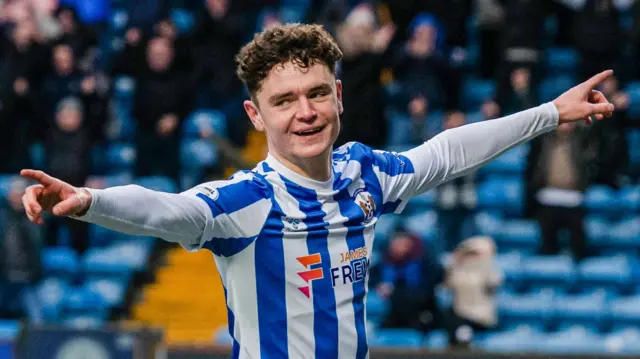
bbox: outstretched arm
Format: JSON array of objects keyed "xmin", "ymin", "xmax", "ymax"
[
  {"xmin": 20, "ymin": 170, "xmax": 209, "ymax": 250},
  {"xmin": 376, "ymin": 70, "xmax": 615, "ymax": 211}
]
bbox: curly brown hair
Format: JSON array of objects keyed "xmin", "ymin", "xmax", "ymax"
[{"xmin": 235, "ymin": 23, "xmax": 343, "ymax": 102}]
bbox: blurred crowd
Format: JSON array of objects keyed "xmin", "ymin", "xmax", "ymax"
[{"xmin": 1, "ymin": 0, "xmax": 640, "ymax": 345}]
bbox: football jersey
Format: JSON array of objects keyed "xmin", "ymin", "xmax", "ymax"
[{"xmin": 181, "ymin": 142, "xmax": 421, "ymax": 359}]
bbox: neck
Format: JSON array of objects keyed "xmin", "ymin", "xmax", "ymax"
[{"xmin": 270, "ymin": 151, "xmax": 332, "ymax": 182}]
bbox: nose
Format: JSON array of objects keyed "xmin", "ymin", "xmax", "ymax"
[{"xmin": 295, "ymin": 96, "xmax": 317, "ymax": 122}]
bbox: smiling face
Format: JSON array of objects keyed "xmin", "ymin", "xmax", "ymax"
[{"xmin": 243, "ymin": 61, "xmax": 343, "ymax": 173}]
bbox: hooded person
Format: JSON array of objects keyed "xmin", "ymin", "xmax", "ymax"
[{"xmin": 444, "ymin": 235, "xmax": 503, "ymax": 347}]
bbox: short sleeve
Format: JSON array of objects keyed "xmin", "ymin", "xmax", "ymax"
[
  {"xmin": 179, "ymin": 171, "xmax": 273, "ymax": 256},
  {"xmin": 370, "ymin": 149, "xmax": 419, "ymax": 214}
]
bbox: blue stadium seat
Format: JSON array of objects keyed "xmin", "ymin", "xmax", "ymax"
[
  {"xmin": 366, "ymin": 292, "xmax": 388, "ymax": 323},
  {"xmin": 480, "ymin": 327, "xmax": 543, "ymax": 352},
  {"xmin": 373, "ymin": 329, "xmax": 423, "ymax": 348},
  {"xmin": 619, "ymin": 186, "xmax": 640, "ymax": 212},
  {"xmin": 36, "ymin": 278, "xmax": 69, "ymax": 322},
  {"xmin": 607, "ymin": 217, "xmax": 640, "ymax": 251},
  {"xmin": 373, "ymin": 214, "xmax": 401, "ymax": 244},
  {"xmin": 61, "ymin": 314, "xmax": 106, "ymax": 329},
  {"xmin": 584, "ymin": 185, "xmax": 620, "ymax": 214},
  {"xmin": 106, "ymin": 143, "xmax": 136, "ymax": 171},
  {"xmin": 539, "ymin": 75, "xmax": 576, "ymax": 103},
  {"xmin": 546, "ymin": 47, "xmax": 579, "ymax": 74},
  {"xmin": 461, "ymin": 78, "xmax": 495, "ymax": 111},
  {"xmin": 539, "ymin": 327, "xmax": 607, "ymax": 354},
  {"xmin": 423, "ymin": 329, "xmax": 448, "ymax": 349},
  {"xmin": 605, "ymin": 328, "xmax": 640, "ymax": 355},
  {"xmin": 61, "ymin": 286, "xmax": 108, "ymax": 317},
  {"xmin": 523, "ymin": 255, "xmax": 575, "ymax": 292},
  {"xmin": 107, "ymin": 102, "xmax": 136, "ymax": 142},
  {"xmin": 476, "ymin": 177, "xmax": 524, "ymax": 216},
  {"xmin": 0, "ymin": 175, "xmax": 18, "ymax": 200},
  {"xmin": 403, "ymin": 211, "xmax": 438, "ymax": 242},
  {"xmin": 404, "ymin": 189, "xmax": 436, "ymax": 214},
  {"xmin": 85, "ymin": 278, "xmax": 128, "ymax": 309},
  {"xmin": 170, "ymin": 9, "xmax": 195, "ymax": 34},
  {"xmin": 42, "ymin": 247, "xmax": 79, "ymax": 281},
  {"xmin": 385, "ymin": 111, "xmax": 414, "ymax": 147},
  {"xmin": 83, "ymin": 248, "xmax": 134, "ymax": 280},
  {"xmin": 585, "ymin": 216, "xmax": 611, "ymax": 248},
  {"xmin": 610, "ymin": 296, "xmax": 640, "ymax": 328},
  {"xmin": 473, "ymin": 211, "xmax": 503, "ymax": 239},
  {"xmin": 73, "ymin": 0, "xmax": 111, "ymax": 24},
  {"xmin": 108, "ymin": 240, "xmax": 151, "ymax": 271},
  {"xmin": 480, "ymin": 145, "xmax": 529, "ymax": 175},
  {"xmin": 134, "ymin": 176, "xmax": 178, "ymax": 193},
  {"xmin": 0, "ymin": 320, "xmax": 20, "ymax": 341},
  {"xmin": 181, "ymin": 139, "xmax": 218, "ymax": 170},
  {"xmin": 88, "ymin": 224, "xmax": 125, "ymax": 247},
  {"xmin": 184, "ymin": 109, "xmax": 227, "ymax": 138},
  {"xmin": 495, "ymin": 252, "xmax": 523, "ymax": 290},
  {"xmin": 498, "ymin": 290, "xmax": 554, "ymax": 329},
  {"xmin": 29, "ymin": 142, "xmax": 45, "ymax": 169},
  {"xmin": 552, "ymin": 292, "xmax": 608, "ymax": 331},
  {"xmin": 497, "ymin": 220, "xmax": 541, "ymax": 253},
  {"xmin": 578, "ymin": 256, "xmax": 635, "ymax": 294}
]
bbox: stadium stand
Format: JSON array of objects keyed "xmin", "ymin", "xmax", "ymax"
[{"xmin": 0, "ymin": 0, "xmax": 639, "ymax": 356}]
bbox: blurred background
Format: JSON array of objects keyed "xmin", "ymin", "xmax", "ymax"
[{"xmin": 0, "ymin": 0, "xmax": 640, "ymax": 358}]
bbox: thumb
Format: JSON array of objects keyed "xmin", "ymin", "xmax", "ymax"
[
  {"xmin": 589, "ymin": 102, "xmax": 615, "ymax": 115},
  {"xmin": 52, "ymin": 196, "xmax": 82, "ymax": 216}
]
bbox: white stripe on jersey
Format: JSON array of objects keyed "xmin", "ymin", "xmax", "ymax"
[
  {"xmin": 211, "ymin": 198, "xmax": 271, "ymax": 239},
  {"xmin": 216, "ymin": 243, "xmax": 261, "ymax": 358},
  {"xmin": 320, "ymin": 197, "xmax": 358, "ymax": 359}
]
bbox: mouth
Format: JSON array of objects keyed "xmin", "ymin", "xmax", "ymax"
[{"xmin": 293, "ymin": 125, "xmax": 325, "ymax": 137}]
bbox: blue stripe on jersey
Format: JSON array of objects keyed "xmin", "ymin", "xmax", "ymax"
[
  {"xmin": 254, "ymin": 178, "xmax": 289, "ymax": 358},
  {"xmin": 202, "ymin": 235, "xmax": 257, "ymax": 257},
  {"xmin": 280, "ymin": 175, "xmax": 339, "ymax": 359},
  {"xmin": 370, "ymin": 149, "xmax": 415, "ymax": 176},
  {"xmin": 223, "ymin": 286, "xmax": 241, "ymax": 359},
  {"xmin": 196, "ymin": 175, "xmax": 269, "ymax": 217},
  {"xmin": 334, "ymin": 188, "xmax": 368, "ymax": 359}
]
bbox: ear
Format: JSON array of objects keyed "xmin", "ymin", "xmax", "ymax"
[
  {"xmin": 335, "ymin": 79, "xmax": 343, "ymax": 114},
  {"xmin": 243, "ymin": 100, "xmax": 265, "ymax": 132}
]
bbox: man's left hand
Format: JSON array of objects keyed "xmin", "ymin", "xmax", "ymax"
[{"xmin": 552, "ymin": 69, "xmax": 616, "ymax": 125}]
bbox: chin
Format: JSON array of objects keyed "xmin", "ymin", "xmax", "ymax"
[{"xmin": 293, "ymin": 142, "xmax": 332, "ymax": 159}]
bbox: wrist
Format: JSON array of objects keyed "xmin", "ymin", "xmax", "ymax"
[{"xmin": 74, "ymin": 187, "xmax": 93, "ymax": 216}]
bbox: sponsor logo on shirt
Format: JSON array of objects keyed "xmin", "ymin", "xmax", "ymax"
[
  {"xmin": 296, "ymin": 253, "xmax": 324, "ymax": 298},
  {"xmin": 296, "ymin": 245, "xmax": 369, "ymax": 298},
  {"xmin": 199, "ymin": 185, "xmax": 219, "ymax": 201}
]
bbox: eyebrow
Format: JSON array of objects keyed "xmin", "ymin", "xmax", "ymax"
[{"xmin": 267, "ymin": 83, "xmax": 333, "ymax": 105}]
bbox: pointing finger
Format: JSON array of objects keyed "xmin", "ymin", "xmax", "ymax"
[
  {"xmin": 582, "ymin": 70, "xmax": 614, "ymax": 91},
  {"xmin": 20, "ymin": 169, "xmax": 57, "ymax": 187}
]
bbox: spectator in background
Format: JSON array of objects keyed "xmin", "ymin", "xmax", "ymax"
[
  {"xmin": 436, "ymin": 114, "xmax": 477, "ymax": 252},
  {"xmin": 391, "ymin": 13, "xmax": 463, "ymax": 126},
  {"xmin": 444, "ymin": 236, "xmax": 502, "ymax": 348},
  {"xmin": 335, "ymin": 4, "xmax": 395, "ymax": 148},
  {"xmin": 0, "ymin": 178, "xmax": 42, "ymax": 318},
  {"xmin": 569, "ymin": 0, "xmax": 628, "ymax": 82},
  {"xmin": 53, "ymin": 5, "xmax": 97, "ymax": 67},
  {"xmin": 589, "ymin": 73, "xmax": 629, "ymax": 187},
  {"xmin": 376, "ymin": 229, "xmax": 445, "ymax": 333},
  {"xmin": 485, "ymin": 66, "xmax": 539, "ymax": 118},
  {"xmin": 527, "ymin": 121, "xmax": 594, "ymax": 261},
  {"xmin": 474, "ymin": 0, "xmax": 505, "ymax": 79},
  {"xmin": 41, "ymin": 43, "xmax": 87, "ymax": 112},
  {"xmin": 500, "ymin": 0, "xmax": 550, "ymax": 75},
  {"xmin": 190, "ymin": 0, "xmax": 250, "ymax": 146},
  {"xmin": 115, "ymin": 36, "xmax": 195, "ymax": 182},
  {"xmin": 44, "ymin": 97, "xmax": 95, "ymax": 254}
]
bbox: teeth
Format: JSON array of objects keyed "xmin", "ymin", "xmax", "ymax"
[{"xmin": 296, "ymin": 127, "xmax": 322, "ymax": 135}]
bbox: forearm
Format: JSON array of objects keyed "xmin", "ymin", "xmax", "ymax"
[
  {"xmin": 74, "ymin": 185, "xmax": 208, "ymax": 247},
  {"xmin": 404, "ymin": 102, "xmax": 559, "ymax": 193}
]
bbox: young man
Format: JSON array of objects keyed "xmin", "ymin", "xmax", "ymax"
[{"xmin": 21, "ymin": 24, "xmax": 614, "ymax": 358}]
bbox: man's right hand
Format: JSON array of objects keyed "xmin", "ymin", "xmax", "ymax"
[{"xmin": 20, "ymin": 169, "xmax": 92, "ymax": 225}]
